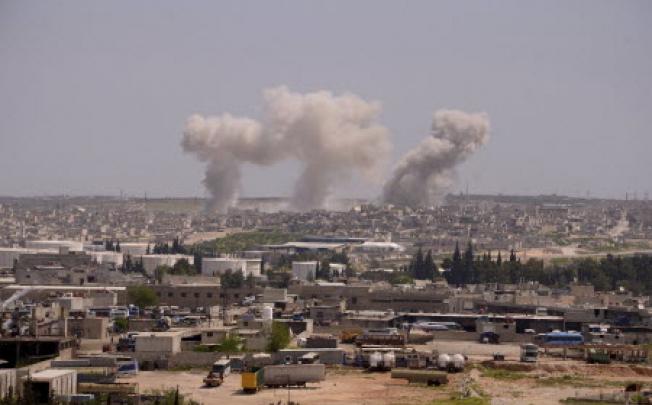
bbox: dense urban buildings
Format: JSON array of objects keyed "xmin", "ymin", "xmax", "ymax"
[{"xmin": 1, "ymin": 195, "xmax": 652, "ymax": 403}]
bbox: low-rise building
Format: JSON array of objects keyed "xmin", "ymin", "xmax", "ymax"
[
  {"xmin": 292, "ymin": 261, "xmax": 318, "ymax": 281},
  {"xmin": 201, "ymin": 257, "xmax": 262, "ymax": 278}
]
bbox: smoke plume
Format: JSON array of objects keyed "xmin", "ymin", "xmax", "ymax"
[
  {"xmin": 182, "ymin": 86, "xmax": 391, "ymax": 212},
  {"xmin": 382, "ymin": 109, "xmax": 490, "ymax": 207}
]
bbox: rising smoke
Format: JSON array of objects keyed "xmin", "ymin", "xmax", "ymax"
[
  {"xmin": 182, "ymin": 86, "xmax": 391, "ymax": 212},
  {"xmin": 382, "ymin": 109, "xmax": 490, "ymax": 207}
]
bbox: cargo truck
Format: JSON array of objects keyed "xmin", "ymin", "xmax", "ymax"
[{"xmin": 263, "ymin": 364, "xmax": 325, "ymax": 388}]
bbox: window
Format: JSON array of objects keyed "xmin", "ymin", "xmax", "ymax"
[
  {"xmin": 206, "ymin": 332, "xmax": 213, "ymax": 337},
  {"xmin": 168, "ymin": 292, "xmax": 173, "ymax": 297},
  {"xmin": 181, "ymin": 293, "xmax": 187, "ymax": 298},
  {"xmin": 156, "ymin": 292, "xmax": 161, "ymax": 297},
  {"xmin": 194, "ymin": 293, "xmax": 200, "ymax": 298},
  {"xmin": 207, "ymin": 293, "xmax": 213, "ymax": 298}
]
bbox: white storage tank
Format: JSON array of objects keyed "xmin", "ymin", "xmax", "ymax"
[
  {"xmin": 261, "ymin": 305, "xmax": 274, "ymax": 321},
  {"xmin": 369, "ymin": 351, "xmax": 382, "ymax": 369},
  {"xmin": 382, "ymin": 351, "xmax": 396, "ymax": 369},
  {"xmin": 437, "ymin": 354, "xmax": 451, "ymax": 370},
  {"xmin": 451, "ymin": 354, "xmax": 466, "ymax": 372}
]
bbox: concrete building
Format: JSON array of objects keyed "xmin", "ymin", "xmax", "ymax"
[
  {"xmin": 0, "ymin": 247, "xmax": 56, "ymax": 269},
  {"xmin": 56, "ymin": 295, "xmax": 84, "ymax": 312},
  {"xmin": 119, "ymin": 243, "xmax": 149, "ymax": 256},
  {"xmin": 200, "ymin": 327, "xmax": 235, "ymax": 345},
  {"xmin": 30, "ymin": 369, "xmax": 77, "ymax": 400},
  {"xmin": 0, "ymin": 369, "xmax": 16, "ymax": 399},
  {"xmin": 292, "ymin": 261, "xmax": 318, "ymax": 281},
  {"xmin": 134, "ymin": 330, "xmax": 186, "ymax": 354},
  {"xmin": 151, "ymin": 284, "xmax": 220, "ymax": 308},
  {"xmin": 261, "ymin": 287, "xmax": 288, "ymax": 303},
  {"xmin": 201, "ymin": 257, "xmax": 262, "ymax": 278},
  {"xmin": 26, "ymin": 240, "xmax": 84, "ymax": 252},
  {"xmin": 67, "ymin": 317, "xmax": 109, "ymax": 340}
]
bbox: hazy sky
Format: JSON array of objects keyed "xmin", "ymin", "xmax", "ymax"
[{"xmin": 1, "ymin": 1, "xmax": 650, "ymax": 200}]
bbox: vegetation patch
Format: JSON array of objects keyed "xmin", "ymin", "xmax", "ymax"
[
  {"xmin": 480, "ymin": 367, "xmax": 529, "ymax": 381},
  {"xmin": 535, "ymin": 374, "xmax": 598, "ymax": 387}
]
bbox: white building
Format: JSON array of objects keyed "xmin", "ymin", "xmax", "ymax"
[
  {"xmin": 88, "ymin": 251, "xmax": 124, "ymax": 267},
  {"xmin": 137, "ymin": 254, "xmax": 194, "ymax": 275},
  {"xmin": 355, "ymin": 241, "xmax": 405, "ymax": 253},
  {"xmin": 292, "ymin": 261, "xmax": 318, "ymax": 281},
  {"xmin": 202, "ymin": 257, "xmax": 262, "ymax": 278},
  {"xmin": 329, "ymin": 263, "xmax": 347, "ymax": 276}
]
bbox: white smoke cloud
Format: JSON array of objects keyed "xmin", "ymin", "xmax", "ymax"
[
  {"xmin": 182, "ymin": 86, "xmax": 391, "ymax": 212},
  {"xmin": 382, "ymin": 109, "xmax": 490, "ymax": 207}
]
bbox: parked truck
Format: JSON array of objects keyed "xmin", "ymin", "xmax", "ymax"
[
  {"xmin": 263, "ymin": 364, "xmax": 325, "ymax": 388},
  {"xmin": 356, "ymin": 331, "xmax": 405, "ymax": 347}
]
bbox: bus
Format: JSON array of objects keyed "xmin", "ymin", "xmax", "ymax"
[{"xmin": 534, "ymin": 332, "xmax": 584, "ymax": 346}]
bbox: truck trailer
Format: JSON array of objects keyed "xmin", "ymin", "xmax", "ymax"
[{"xmin": 263, "ymin": 364, "xmax": 325, "ymax": 387}]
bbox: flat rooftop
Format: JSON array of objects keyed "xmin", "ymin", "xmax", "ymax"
[
  {"xmin": 5, "ymin": 285, "xmax": 126, "ymax": 291},
  {"xmin": 400, "ymin": 312, "xmax": 564, "ymax": 321},
  {"xmin": 32, "ymin": 369, "xmax": 76, "ymax": 380}
]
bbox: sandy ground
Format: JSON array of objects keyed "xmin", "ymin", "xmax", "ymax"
[
  {"xmin": 124, "ymin": 341, "xmax": 652, "ymax": 404},
  {"xmin": 128, "ymin": 354, "xmax": 652, "ymax": 405},
  {"xmin": 130, "ymin": 369, "xmax": 452, "ymax": 405}
]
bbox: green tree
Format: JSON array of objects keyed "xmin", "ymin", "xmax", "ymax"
[
  {"xmin": 172, "ymin": 258, "xmax": 196, "ymax": 275},
  {"xmin": 113, "ymin": 317, "xmax": 128, "ymax": 333},
  {"xmin": 127, "ymin": 285, "xmax": 159, "ymax": 308},
  {"xmin": 463, "ymin": 241, "xmax": 475, "ymax": 284},
  {"xmin": 267, "ymin": 321, "xmax": 291, "ymax": 352},
  {"xmin": 423, "ymin": 249, "xmax": 436, "ymax": 280},
  {"xmin": 154, "ymin": 265, "xmax": 170, "ymax": 284},
  {"xmin": 221, "ymin": 269, "xmax": 244, "ymax": 288},
  {"xmin": 446, "ymin": 241, "xmax": 463, "ymax": 285}
]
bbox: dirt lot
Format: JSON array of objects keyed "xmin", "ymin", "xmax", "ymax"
[
  {"xmin": 127, "ymin": 341, "xmax": 652, "ymax": 404},
  {"xmin": 130, "ymin": 357, "xmax": 652, "ymax": 405},
  {"xmin": 131, "ymin": 368, "xmax": 453, "ymax": 405}
]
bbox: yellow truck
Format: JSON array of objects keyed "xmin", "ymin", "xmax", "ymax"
[{"xmin": 241, "ymin": 367, "xmax": 264, "ymax": 393}]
